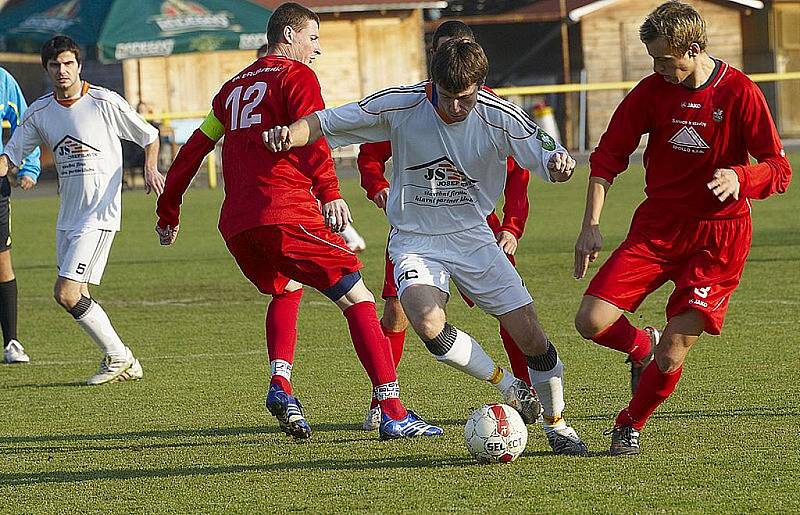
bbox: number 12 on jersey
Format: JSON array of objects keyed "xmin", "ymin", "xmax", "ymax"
[{"xmin": 225, "ymin": 81, "xmax": 267, "ymax": 130}]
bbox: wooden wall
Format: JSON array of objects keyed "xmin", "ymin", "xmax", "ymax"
[
  {"xmin": 122, "ymin": 10, "xmax": 426, "ymax": 114},
  {"xmin": 581, "ymin": 0, "xmax": 744, "ymax": 147},
  {"xmin": 774, "ymin": 2, "xmax": 800, "ymax": 136}
]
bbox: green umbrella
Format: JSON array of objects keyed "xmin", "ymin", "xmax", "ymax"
[{"xmin": 0, "ymin": 0, "xmax": 273, "ymax": 62}]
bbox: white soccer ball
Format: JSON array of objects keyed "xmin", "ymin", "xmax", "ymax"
[{"xmin": 464, "ymin": 403, "xmax": 528, "ymax": 464}]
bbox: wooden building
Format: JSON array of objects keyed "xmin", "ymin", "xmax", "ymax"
[
  {"xmin": 123, "ymin": 0, "xmax": 446, "ymax": 114},
  {"xmin": 436, "ymin": 0, "xmax": 780, "ymax": 147},
  {"xmin": 743, "ymin": 0, "xmax": 800, "ymax": 136}
]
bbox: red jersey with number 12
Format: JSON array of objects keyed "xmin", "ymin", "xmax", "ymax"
[{"xmin": 211, "ymin": 56, "xmax": 339, "ymax": 241}]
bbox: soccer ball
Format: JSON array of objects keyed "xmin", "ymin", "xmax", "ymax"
[{"xmin": 464, "ymin": 403, "xmax": 528, "ymax": 464}]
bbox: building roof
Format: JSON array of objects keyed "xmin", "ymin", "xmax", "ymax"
[
  {"xmin": 252, "ymin": 0, "xmax": 446, "ymax": 13},
  {"xmin": 429, "ymin": 0, "xmax": 763, "ymax": 25}
]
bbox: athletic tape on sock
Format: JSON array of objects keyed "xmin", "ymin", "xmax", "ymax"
[
  {"xmin": 69, "ymin": 295, "xmax": 94, "ymax": 320},
  {"xmin": 422, "ymin": 323, "xmax": 457, "ymax": 356},
  {"xmin": 270, "ymin": 359, "xmax": 293, "ymax": 381},
  {"xmin": 374, "ymin": 381, "xmax": 400, "ymax": 401},
  {"xmin": 527, "ymin": 340, "xmax": 559, "ymax": 371}
]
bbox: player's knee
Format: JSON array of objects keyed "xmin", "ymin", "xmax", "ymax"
[
  {"xmin": 413, "ymin": 315, "xmax": 445, "ymax": 342},
  {"xmin": 654, "ymin": 352, "xmax": 684, "ymax": 374},
  {"xmin": 574, "ymin": 305, "xmax": 607, "ymax": 339},
  {"xmin": 53, "ymin": 287, "xmax": 80, "ymax": 311},
  {"xmin": 654, "ymin": 334, "xmax": 692, "ymax": 373},
  {"xmin": 381, "ymin": 298, "xmax": 408, "ymax": 332}
]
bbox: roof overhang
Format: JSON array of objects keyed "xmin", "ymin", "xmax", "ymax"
[{"xmin": 569, "ymin": 0, "xmax": 764, "ymax": 21}]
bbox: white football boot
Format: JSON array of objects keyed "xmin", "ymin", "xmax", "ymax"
[
  {"xmin": 3, "ymin": 340, "xmax": 30, "ymax": 364},
  {"xmin": 502, "ymin": 377, "xmax": 543, "ymax": 424},
  {"xmin": 87, "ymin": 347, "xmax": 142, "ymax": 385},
  {"xmin": 362, "ymin": 405, "xmax": 381, "ymax": 431}
]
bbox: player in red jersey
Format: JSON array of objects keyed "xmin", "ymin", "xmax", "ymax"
[
  {"xmin": 573, "ymin": 1, "xmax": 792, "ymax": 456},
  {"xmin": 156, "ymin": 2, "xmax": 442, "ymax": 441}
]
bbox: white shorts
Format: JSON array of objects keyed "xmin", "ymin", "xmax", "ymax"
[
  {"xmin": 56, "ymin": 228, "xmax": 116, "ymax": 285},
  {"xmin": 388, "ymin": 225, "xmax": 532, "ymax": 316}
]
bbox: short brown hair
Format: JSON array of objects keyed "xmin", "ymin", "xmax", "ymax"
[
  {"xmin": 41, "ymin": 35, "xmax": 82, "ymax": 68},
  {"xmin": 432, "ymin": 20, "xmax": 474, "ymax": 51},
  {"xmin": 430, "ymin": 39, "xmax": 488, "ymax": 93},
  {"xmin": 266, "ymin": 3, "xmax": 320, "ymax": 48},
  {"xmin": 639, "ymin": 1, "xmax": 707, "ymax": 54}
]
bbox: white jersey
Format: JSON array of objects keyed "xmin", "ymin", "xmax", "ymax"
[
  {"xmin": 3, "ymin": 83, "xmax": 158, "ymax": 231},
  {"xmin": 317, "ymin": 81, "xmax": 562, "ymax": 235}
]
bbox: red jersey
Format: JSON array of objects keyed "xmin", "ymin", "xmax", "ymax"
[
  {"xmin": 357, "ymin": 142, "xmax": 531, "ymax": 239},
  {"xmin": 158, "ymin": 56, "xmax": 340, "ymax": 242},
  {"xmin": 590, "ymin": 60, "xmax": 791, "ymax": 219}
]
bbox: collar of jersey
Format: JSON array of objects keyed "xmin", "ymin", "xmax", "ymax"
[
  {"xmin": 55, "ymin": 81, "xmax": 89, "ymax": 108},
  {"xmin": 426, "ymin": 81, "xmax": 460, "ymax": 125}
]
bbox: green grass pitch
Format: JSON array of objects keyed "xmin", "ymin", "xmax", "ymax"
[{"xmin": 1, "ymin": 153, "xmax": 798, "ymax": 512}]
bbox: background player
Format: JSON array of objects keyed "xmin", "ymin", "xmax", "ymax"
[
  {"xmin": 0, "ymin": 36, "xmax": 164, "ymax": 384},
  {"xmin": 0, "ymin": 67, "xmax": 41, "ymax": 364},
  {"xmin": 156, "ymin": 2, "xmax": 442, "ymax": 441},
  {"xmin": 356, "ymin": 20, "xmax": 534, "ymax": 431},
  {"xmin": 264, "ymin": 39, "xmax": 589, "ymax": 455},
  {"xmin": 573, "ymin": 1, "xmax": 792, "ymax": 456}
]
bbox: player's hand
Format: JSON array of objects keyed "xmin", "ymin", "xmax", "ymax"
[
  {"xmin": 263, "ymin": 126, "xmax": 293, "ymax": 152},
  {"xmin": 156, "ymin": 222, "xmax": 179, "ymax": 245},
  {"xmin": 574, "ymin": 224, "xmax": 603, "ymax": 279},
  {"xmin": 547, "ymin": 152, "xmax": 576, "ymax": 183},
  {"xmin": 372, "ymin": 188, "xmax": 389, "ymax": 210},
  {"xmin": 707, "ymin": 168, "xmax": 739, "ymax": 202},
  {"xmin": 496, "ymin": 230, "xmax": 518, "ymax": 256},
  {"xmin": 0, "ymin": 155, "xmax": 10, "ymax": 178},
  {"xmin": 322, "ymin": 198, "xmax": 352, "ymax": 233},
  {"xmin": 19, "ymin": 176, "xmax": 36, "ymax": 191},
  {"xmin": 145, "ymin": 168, "xmax": 166, "ymax": 197}
]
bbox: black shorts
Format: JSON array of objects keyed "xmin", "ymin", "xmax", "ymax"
[{"xmin": 0, "ymin": 178, "xmax": 11, "ymax": 252}]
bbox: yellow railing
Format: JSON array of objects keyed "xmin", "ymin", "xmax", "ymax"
[{"xmin": 5, "ymin": 71, "xmax": 799, "ymax": 187}]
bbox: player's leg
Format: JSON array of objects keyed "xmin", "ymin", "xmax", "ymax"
[
  {"xmin": 608, "ymin": 310, "xmax": 701, "ymax": 455},
  {"xmin": 399, "ymin": 280, "xmax": 525, "ymax": 416},
  {"xmin": 258, "ymin": 223, "xmax": 441, "ymax": 439},
  {"xmin": 497, "ymin": 255, "xmax": 531, "ymax": 387},
  {"xmin": 266, "ymin": 280, "xmax": 303, "ymax": 395},
  {"xmin": 609, "ymin": 215, "xmax": 751, "ymax": 455},
  {"xmin": 362, "ymin": 249, "xmax": 409, "ymax": 429},
  {"xmin": 0, "ymin": 196, "xmax": 27, "ymax": 364},
  {"xmin": 53, "ymin": 229, "xmax": 140, "ymax": 385},
  {"xmin": 576, "ymin": 231, "xmax": 671, "ymax": 393},
  {"xmin": 575, "ymin": 295, "xmax": 659, "ymax": 394},
  {"xmin": 497, "ymin": 304, "xmax": 587, "ymax": 455}
]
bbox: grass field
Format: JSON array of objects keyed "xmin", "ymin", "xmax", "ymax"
[{"xmin": 1, "ymin": 154, "xmax": 799, "ymax": 513}]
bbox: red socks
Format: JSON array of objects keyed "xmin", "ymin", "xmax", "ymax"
[
  {"xmin": 500, "ymin": 326, "xmax": 532, "ymax": 387},
  {"xmin": 383, "ymin": 325, "xmax": 406, "ymax": 369},
  {"xmin": 592, "ymin": 315, "xmax": 652, "ymax": 363},
  {"xmin": 344, "ymin": 302, "xmax": 407, "ymax": 420},
  {"xmin": 266, "ymin": 289, "xmax": 303, "ymax": 394},
  {"xmin": 616, "ymin": 361, "xmax": 683, "ymax": 430}
]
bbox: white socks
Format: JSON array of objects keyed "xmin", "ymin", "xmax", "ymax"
[
  {"xmin": 75, "ymin": 301, "xmax": 127, "ymax": 358},
  {"xmin": 529, "ymin": 358, "xmax": 566, "ymax": 429},
  {"xmin": 435, "ymin": 326, "xmax": 515, "ymax": 392}
]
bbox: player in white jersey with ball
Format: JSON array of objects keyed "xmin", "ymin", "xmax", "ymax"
[
  {"xmin": 0, "ymin": 36, "xmax": 165, "ymax": 385},
  {"xmin": 265, "ymin": 39, "xmax": 588, "ymax": 455}
]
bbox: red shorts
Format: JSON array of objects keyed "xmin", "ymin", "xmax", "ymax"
[
  {"xmin": 585, "ymin": 203, "xmax": 752, "ymax": 335},
  {"xmin": 381, "ymin": 231, "xmax": 517, "ymax": 302},
  {"xmin": 226, "ymin": 224, "xmax": 362, "ymax": 295}
]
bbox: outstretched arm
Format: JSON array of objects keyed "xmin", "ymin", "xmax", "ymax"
[
  {"xmin": 574, "ymin": 177, "xmax": 611, "ymax": 279},
  {"xmin": 262, "ymin": 113, "xmax": 322, "ymax": 152}
]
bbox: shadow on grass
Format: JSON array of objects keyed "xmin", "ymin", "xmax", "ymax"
[
  {"xmin": 0, "ymin": 455, "xmax": 479, "ymax": 486},
  {"xmin": 3, "ymin": 381, "xmax": 87, "ymax": 389},
  {"xmin": 569, "ymin": 405, "xmax": 800, "ymax": 423}
]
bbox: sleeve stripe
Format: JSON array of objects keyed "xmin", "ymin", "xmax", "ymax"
[{"xmin": 199, "ymin": 110, "xmax": 225, "ymax": 142}]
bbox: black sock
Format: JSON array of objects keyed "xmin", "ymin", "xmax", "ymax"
[{"xmin": 0, "ymin": 278, "xmax": 18, "ymax": 346}]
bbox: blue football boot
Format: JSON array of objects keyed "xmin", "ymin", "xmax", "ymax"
[
  {"xmin": 265, "ymin": 384, "xmax": 312, "ymax": 440},
  {"xmin": 378, "ymin": 410, "xmax": 443, "ymax": 440}
]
